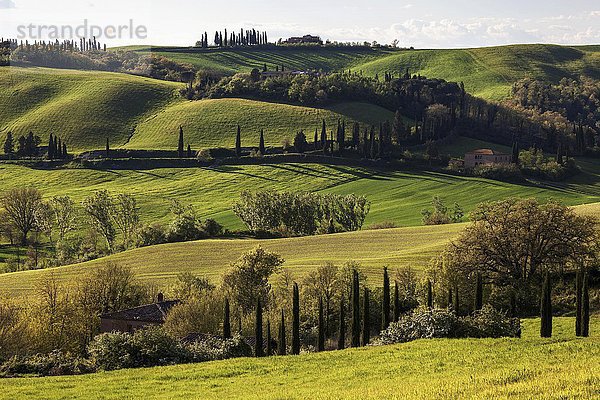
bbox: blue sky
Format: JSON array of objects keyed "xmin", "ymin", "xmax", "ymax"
[{"xmin": 1, "ymin": 0, "xmax": 599, "ymax": 48}]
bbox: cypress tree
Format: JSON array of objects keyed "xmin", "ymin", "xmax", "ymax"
[
  {"xmin": 321, "ymin": 119, "xmax": 327, "ymax": 154},
  {"xmin": 382, "ymin": 267, "xmax": 390, "ymax": 330},
  {"xmin": 317, "ymin": 297, "xmax": 325, "ymax": 352},
  {"xmin": 582, "ymin": 272, "xmax": 590, "ymax": 337},
  {"xmin": 369, "ymin": 126, "xmax": 376, "ymax": 159},
  {"xmin": 259, "ymin": 129, "xmax": 266, "ymax": 155},
  {"xmin": 255, "ymin": 298, "xmax": 264, "ymax": 357},
  {"xmin": 314, "ymin": 128, "xmax": 319, "ymax": 151},
  {"xmin": 3, "ymin": 132, "xmax": 14, "ymax": 156},
  {"xmin": 62, "ymin": 142, "xmax": 67, "ymax": 159},
  {"xmin": 54, "ymin": 136, "xmax": 59, "ymax": 158},
  {"xmin": 57, "ymin": 138, "xmax": 62, "ymax": 159},
  {"xmin": 106, "ymin": 137, "xmax": 110, "ymax": 159},
  {"xmin": 540, "ymin": 272, "xmax": 552, "ymax": 338},
  {"xmin": 362, "ymin": 288, "xmax": 370, "ymax": 346},
  {"xmin": 426, "ymin": 280, "xmax": 433, "ymax": 309},
  {"xmin": 454, "ymin": 285, "xmax": 460, "ymax": 316},
  {"xmin": 474, "ymin": 273, "xmax": 483, "ymax": 311},
  {"xmin": 178, "ymin": 126, "xmax": 184, "ymax": 158},
  {"xmin": 393, "ymin": 281, "xmax": 400, "ymax": 322},
  {"xmin": 351, "ymin": 270, "xmax": 361, "ymax": 347},
  {"xmin": 338, "ymin": 296, "xmax": 345, "ymax": 350},
  {"xmin": 278, "ymin": 309, "xmax": 287, "ymax": 355},
  {"xmin": 576, "ymin": 269, "xmax": 583, "ymax": 337},
  {"xmin": 48, "ymin": 134, "xmax": 54, "ymax": 160},
  {"xmin": 292, "ymin": 282, "xmax": 300, "ymax": 355},
  {"xmin": 448, "ymin": 287, "xmax": 453, "ymax": 310},
  {"xmin": 266, "ymin": 320, "xmax": 272, "ymax": 356},
  {"xmin": 223, "ymin": 298, "xmax": 232, "ymax": 339},
  {"xmin": 236, "ymin": 125, "xmax": 242, "ymax": 158},
  {"xmin": 187, "ymin": 144, "xmax": 192, "ymax": 158}
]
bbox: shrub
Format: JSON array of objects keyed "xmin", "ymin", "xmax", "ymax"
[
  {"xmin": 0, "ymin": 351, "xmax": 95, "ymax": 377},
  {"xmin": 473, "ymin": 163, "xmax": 524, "ymax": 182},
  {"xmin": 461, "ymin": 306, "xmax": 521, "ymax": 338},
  {"xmin": 376, "ymin": 306, "xmax": 521, "ymax": 345},
  {"xmin": 186, "ymin": 335, "xmax": 252, "ymax": 362},
  {"xmin": 367, "ymin": 221, "xmax": 398, "ymax": 230},
  {"xmin": 135, "ymin": 223, "xmax": 167, "ymax": 247},
  {"xmin": 200, "ymin": 219, "xmax": 224, "ymax": 237},
  {"xmin": 88, "ymin": 328, "xmax": 189, "ymax": 371}
]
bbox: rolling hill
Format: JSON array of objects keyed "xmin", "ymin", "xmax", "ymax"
[
  {"xmin": 124, "ymin": 44, "xmax": 600, "ymax": 101},
  {"xmin": 2, "ymin": 318, "xmax": 598, "ymax": 399},
  {"xmin": 0, "ymin": 67, "xmax": 394, "ymax": 152}
]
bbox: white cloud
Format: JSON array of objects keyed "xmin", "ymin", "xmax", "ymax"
[{"xmin": 0, "ymin": 0, "xmax": 15, "ymax": 9}]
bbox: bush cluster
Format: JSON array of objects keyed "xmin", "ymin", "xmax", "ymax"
[
  {"xmin": 377, "ymin": 306, "xmax": 521, "ymax": 345},
  {"xmin": 88, "ymin": 328, "xmax": 250, "ymax": 371},
  {"xmin": 233, "ymin": 191, "xmax": 370, "ymax": 236},
  {"xmin": 0, "ymin": 351, "xmax": 95, "ymax": 377}
]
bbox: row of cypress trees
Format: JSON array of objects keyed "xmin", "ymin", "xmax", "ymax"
[
  {"xmin": 222, "ymin": 267, "xmax": 411, "ymax": 357},
  {"xmin": 47, "ymin": 133, "xmax": 68, "ymax": 160}
]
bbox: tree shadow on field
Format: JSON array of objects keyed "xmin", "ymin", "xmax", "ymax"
[{"xmin": 203, "ymin": 165, "xmax": 276, "ymax": 182}]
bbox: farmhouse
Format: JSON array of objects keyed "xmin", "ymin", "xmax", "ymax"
[
  {"xmin": 100, "ymin": 293, "xmax": 180, "ymax": 333},
  {"xmin": 283, "ymin": 35, "xmax": 323, "ymax": 45},
  {"xmin": 464, "ymin": 149, "xmax": 512, "ymax": 168}
]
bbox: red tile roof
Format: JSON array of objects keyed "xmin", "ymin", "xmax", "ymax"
[{"xmin": 466, "ymin": 149, "xmax": 508, "ymax": 156}]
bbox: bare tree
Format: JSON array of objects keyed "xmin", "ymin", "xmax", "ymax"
[
  {"xmin": 50, "ymin": 196, "xmax": 77, "ymax": 244},
  {"xmin": 1, "ymin": 188, "xmax": 42, "ymax": 245}
]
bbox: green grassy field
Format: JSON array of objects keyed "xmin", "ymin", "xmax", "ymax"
[
  {"xmin": 3, "ymin": 317, "xmax": 598, "ymax": 399},
  {"xmin": 355, "ymin": 44, "xmax": 600, "ymax": 100},
  {"xmin": 116, "ymin": 46, "xmax": 394, "ymax": 75},
  {"xmin": 129, "ymin": 99, "xmax": 395, "ymax": 150},
  {"xmin": 0, "ymin": 223, "xmax": 466, "ymax": 299},
  {"xmin": 0, "ymin": 67, "xmax": 394, "ymax": 152},
  {"xmin": 123, "ymin": 44, "xmax": 600, "ymax": 101}
]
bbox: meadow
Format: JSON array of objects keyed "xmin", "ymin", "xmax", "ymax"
[
  {"xmin": 126, "ymin": 44, "xmax": 600, "ymax": 101},
  {"xmin": 0, "ymin": 67, "xmax": 394, "ymax": 152},
  {"xmin": 2, "ymin": 317, "xmax": 598, "ymax": 399}
]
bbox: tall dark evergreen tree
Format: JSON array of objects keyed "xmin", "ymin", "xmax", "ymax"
[
  {"xmin": 278, "ymin": 309, "xmax": 287, "ymax": 355},
  {"xmin": 106, "ymin": 137, "xmax": 110, "ymax": 159},
  {"xmin": 351, "ymin": 270, "xmax": 361, "ymax": 348},
  {"xmin": 63, "ymin": 142, "xmax": 67, "ymax": 159},
  {"xmin": 393, "ymin": 281, "xmax": 400, "ymax": 322},
  {"xmin": 382, "ymin": 267, "xmax": 390, "ymax": 330},
  {"xmin": 454, "ymin": 285, "xmax": 460, "ymax": 316},
  {"xmin": 369, "ymin": 126, "xmax": 376, "ymax": 160},
  {"xmin": 321, "ymin": 119, "xmax": 327, "ymax": 153},
  {"xmin": 582, "ymin": 272, "xmax": 590, "ymax": 337},
  {"xmin": 48, "ymin": 134, "xmax": 54, "ymax": 160},
  {"xmin": 292, "ymin": 282, "xmax": 300, "ymax": 355},
  {"xmin": 314, "ymin": 128, "xmax": 319, "ymax": 151},
  {"xmin": 511, "ymin": 140, "xmax": 520, "ymax": 164},
  {"xmin": 362, "ymin": 288, "xmax": 370, "ymax": 346},
  {"xmin": 57, "ymin": 138, "xmax": 62, "ymax": 159},
  {"xmin": 362, "ymin": 127, "xmax": 369, "ymax": 158},
  {"xmin": 187, "ymin": 144, "xmax": 192, "ymax": 158},
  {"xmin": 53, "ymin": 135, "xmax": 59, "ymax": 158},
  {"xmin": 576, "ymin": 269, "xmax": 583, "ymax": 337},
  {"xmin": 178, "ymin": 126, "xmax": 184, "ymax": 158},
  {"xmin": 447, "ymin": 287, "xmax": 453, "ymax": 310},
  {"xmin": 540, "ymin": 272, "xmax": 552, "ymax": 338},
  {"xmin": 3, "ymin": 132, "xmax": 14, "ymax": 156},
  {"xmin": 266, "ymin": 320, "xmax": 272, "ymax": 356},
  {"xmin": 236, "ymin": 125, "xmax": 242, "ymax": 158},
  {"xmin": 223, "ymin": 298, "xmax": 232, "ymax": 339},
  {"xmin": 352, "ymin": 122, "xmax": 360, "ymax": 149},
  {"xmin": 426, "ymin": 280, "xmax": 433, "ymax": 309},
  {"xmin": 474, "ymin": 273, "xmax": 483, "ymax": 311},
  {"xmin": 259, "ymin": 129, "xmax": 266, "ymax": 155},
  {"xmin": 255, "ymin": 298, "xmax": 264, "ymax": 357},
  {"xmin": 338, "ymin": 296, "xmax": 346, "ymax": 350},
  {"xmin": 317, "ymin": 297, "xmax": 325, "ymax": 352}
]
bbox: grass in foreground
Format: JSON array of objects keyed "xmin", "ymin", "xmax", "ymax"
[{"xmin": 3, "ymin": 318, "xmax": 598, "ymax": 400}]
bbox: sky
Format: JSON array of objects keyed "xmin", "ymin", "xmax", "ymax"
[{"xmin": 0, "ymin": 0, "xmax": 599, "ymax": 48}]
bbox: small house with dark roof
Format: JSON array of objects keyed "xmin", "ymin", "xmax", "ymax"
[
  {"xmin": 100, "ymin": 294, "xmax": 180, "ymax": 333},
  {"xmin": 464, "ymin": 149, "xmax": 511, "ymax": 169}
]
